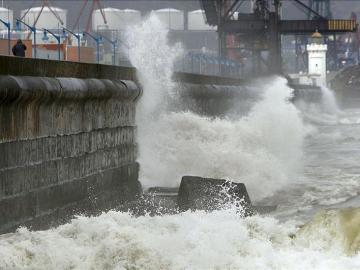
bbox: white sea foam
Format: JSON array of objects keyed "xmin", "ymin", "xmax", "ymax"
[
  {"xmin": 125, "ymin": 14, "xmax": 307, "ymax": 200},
  {"xmin": 0, "ymin": 208, "xmax": 359, "ymax": 270},
  {"xmin": 137, "ymin": 78, "xmax": 307, "ymax": 200},
  {"xmin": 295, "ymin": 85, "xmax": 342, "ymax": 125}
]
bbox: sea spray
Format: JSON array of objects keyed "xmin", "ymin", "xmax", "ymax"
[
  {"xmin": 321, "ymin": 86, "xmax": 341, "ymax": 115},
  {"xmin": 126, "ymin": 15, "xmax": 307, "ymax": 199},
  {"xmin": 125, "ymin": 13, "xmax": 183, "ymax": 118},
  {"xmin": 141, "ymin": 78, "xmax": 307, "ymax": 200},
  {"xmin": 1, "ymin": 208, "xmax": 359, "ymax": 270},
  {"xmin": 295, "ymin": 85, "xmax": 342, "ymax": 125},
  {"xmin": 295, "ymin": 208, "xmax": 360, "ymax": 255}
]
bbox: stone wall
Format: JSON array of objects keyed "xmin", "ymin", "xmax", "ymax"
[{"xmin": 0, "ymin": 56, "xmax": 142, "ymax": 233}]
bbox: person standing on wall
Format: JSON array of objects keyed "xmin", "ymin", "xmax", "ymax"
[{"xmin": 12, "ymin": 39, "xmax": 27, "ymax": 57}]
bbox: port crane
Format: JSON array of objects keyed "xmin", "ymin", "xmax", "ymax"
[
  {"xmin": 200, "ymin": 0, "xmax": 357, "ymax": 74},
  {"xmin": 20, "ymin": 0, "xmax": 64, "ymax": 40},
  {"xmin": 72, "ymin": 0, "xmax": 107, "ymax": 33}
]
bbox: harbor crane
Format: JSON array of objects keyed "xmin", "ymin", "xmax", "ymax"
[{"xmin": 200, "ymin": 0, "xmax": 357, "ymax": 74}]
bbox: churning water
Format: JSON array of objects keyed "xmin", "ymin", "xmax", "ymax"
[{"xmin": 0, "ymin": 14, "xmax": 360, "ymax": 269}]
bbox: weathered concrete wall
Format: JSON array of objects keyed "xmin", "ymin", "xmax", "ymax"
[
  {"xmin": 0, "ymin": 55, "xmax": 136, "ymax": 80},
  {"xmin": 0, "ymin": 56, "xmax": 142, "ymax": 233},
  {"xmin": 174, "ymin": 83, "xmax": 256, "ymax": 116},
  {"xmin": 174, "ymin": 79, "xmax": 322, "ymax": 116},
  {"xmin": 173, "ymin": 70, "xmax": 249, "ymax": 116}
]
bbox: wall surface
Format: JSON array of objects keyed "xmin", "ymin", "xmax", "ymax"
[
  {"xmin": 0, "ymin": 56, "xmax": 141, "ymax": 233},
  {"xmin": 0, "ymin": 55, "xmax": 136, "ymax": 80}
]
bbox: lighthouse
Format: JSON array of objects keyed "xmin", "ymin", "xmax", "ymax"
[{"xmin": 306, "ymin": 30, "xmax": 328, "ymax": 86}]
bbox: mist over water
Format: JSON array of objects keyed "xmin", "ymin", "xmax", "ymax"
[
  {"xmin": 0, "ymin": 14, "xmax": 360, "ymax": 270},
  {"xmin": 126, "ymin": 14, "xmax": 306, "ymax": 200},
  {"xmin": 125, "ymin": 14, "xmax": 182, "ymax": 119},
  {"xmin": 295, "ymin": 85, "xmax": 342, "ymax": 126}
]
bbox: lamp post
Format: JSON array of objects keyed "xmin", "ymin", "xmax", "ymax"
[
  {"xmin": 16, "ymin": 19, "xmax": 37, "ymax": 58},
  {"xmin": 83, "ymin": 31, "xmax": 101, "ymax": 64},
  {"xmin": 62, "ymin": 27, "xmax": 81, "ymax": 62},
  {"xmin": 98, "ymin": 34, "xmax": 117, "ymax": 65},
  {"xmin": 0, "ymin": 18, "xmax": 10, "ymax": 55},
  {"xmin": 42, "ymin": 28, "xmax": 61, "ymax": 61}
]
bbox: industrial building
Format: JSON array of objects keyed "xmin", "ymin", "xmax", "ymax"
[{"xmin": 0, "ymin": 0, "xmax": 358, "ymax": 78}]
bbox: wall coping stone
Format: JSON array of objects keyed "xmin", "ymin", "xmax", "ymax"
[
  {"xmin": 0, "ymin": 76, "xmax": 141, "ymax": 104},
  {"xmin": 0, "ymin": 55, "xmax": 244, "ymax": 86}
]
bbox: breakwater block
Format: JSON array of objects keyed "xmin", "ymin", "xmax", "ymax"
[{"xmin": 177, "ymin": 176, "xmax": 253, "ymax": 216}]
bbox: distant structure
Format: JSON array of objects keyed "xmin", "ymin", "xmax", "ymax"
[
  {"xmin": 154, "ymin": 8, "xmax": 184, "ymax": 30},
  {"xmin": 0, "ymin": 7, "xmax": 13, "ymax": 31},
  {"xmin": 307, "ymin": 30, "xmax": 328, "ymax": 86},
  {"xmin": 92, "ymin": 8, "xmax": 141, "ymax": 65},
  {"xmin": 20, "ymin": 6, "xmax": 67, "ymax": 29},
  {"xmin": 20, "ymin": 0, "xmax": 66, "ymax": 33},
  {"xmin": 308, "ymin": 0, "xmax": 332, "ymax": 19},
  {"xmin": 7, "ymin": 1, "xmax": 219, "ymax": 70},
  {"xmin": 188, "ymin": 9, "xmax": 216, "ymax": 31},
  {"xmin": 92, "ymin": 8, "xmax": 141, "ymax": 31},
  {"xmin": 289, "ymin": 30, "xmax": 328, "ymax": 86},
  {"xmin": 72, "ymin": 0, "xmax": 107, "ymax": 32},
  {"xmin": 200, "ymin": 0, "xmax": 357, "ymax": 75}
]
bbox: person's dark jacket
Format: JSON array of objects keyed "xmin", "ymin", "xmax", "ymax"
[{"xmin": 12, "ymin": 41, "xmax": 27, "ymax": 57}]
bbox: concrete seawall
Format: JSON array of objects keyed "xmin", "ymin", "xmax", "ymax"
[
  {"xmin": 0, "ymin": 56, "xmax": 245, "ymax": 233},
  {"xmin": 0, "ymin": 57, "xmax": 143, "ymax": 233}
]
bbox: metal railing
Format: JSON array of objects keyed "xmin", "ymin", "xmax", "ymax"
[{"xmin": 0, "ymin": 22, "xmax": 243, "ymax": 78}]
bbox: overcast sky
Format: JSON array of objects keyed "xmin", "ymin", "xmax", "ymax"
[{"xmin": 2, "ymin": 0, "xmax": 360, "ymax": 30}]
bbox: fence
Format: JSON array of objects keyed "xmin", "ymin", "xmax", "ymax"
[{"xmin": 0, "ymin": 29, "xmax": 242, "ymax": 78}]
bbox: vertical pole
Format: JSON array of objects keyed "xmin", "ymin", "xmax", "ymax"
[
  {"xmin": 295, "ymin": 35, "xmax": 300, "ymax": 72},
  {"xmin": 96, "ymin": 41, "xmax": 99, "ymax": 63},
  {"xmin": 58, "ymin": 39, "xmax": 61, "ymax": 61},
  {"xmin": 77, "ymin": 37, "xmax": 81, "ymax": 62},
  {"xmin": 333, "ymin": 33, "xmax": 337, "ymax": 69},
  {"xmin": 184, "ymin": 8, "xmax": 188, "ymax": 31},
  {"xmin": 7, "ymin": 6, "xmax": 9, "ymax": 55},
  {"xmin": 33, "ymin": 30, "xmax": 37, "ymax": 58},
  {"xmin": 199, "ymin": 57, "xmax": 202, "ymax": 74},
  {"xmin": 191, "ymin": 54, "xmax": 194, "ymax": 73},
  {"xmin": 78, "ymin": 24, "xmax": 81, "ymax": 62},
  {"xmin": 7, "ymin": 25, "xmax": 10, "ymax": 55},
  {"xmin": 357, "ymin": 33, "xmax": 360, "ymax": 65},
  {"xmin": 268, "ymin": 0, "xmax": 282, "ymax": 74},
  {"xmin": 112, "ymin": 43, "xmax": 115, "ymax": 65},
  {"xmin": 218, "ymin": 29, "xmax": 224, "ymax": 75}
]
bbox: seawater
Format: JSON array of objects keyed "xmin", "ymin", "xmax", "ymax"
[{"xmin": 0, "ymin": 14, "xmax": 359, "ymax": 270}]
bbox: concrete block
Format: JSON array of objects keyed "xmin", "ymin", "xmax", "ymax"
[
  {"xmin": 0, "ymin": 70, "xmax": 141, "ymax": 233},
  {"xmin": 178, "ymin": 176, "xmax": 253, "ymax": 216}
]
